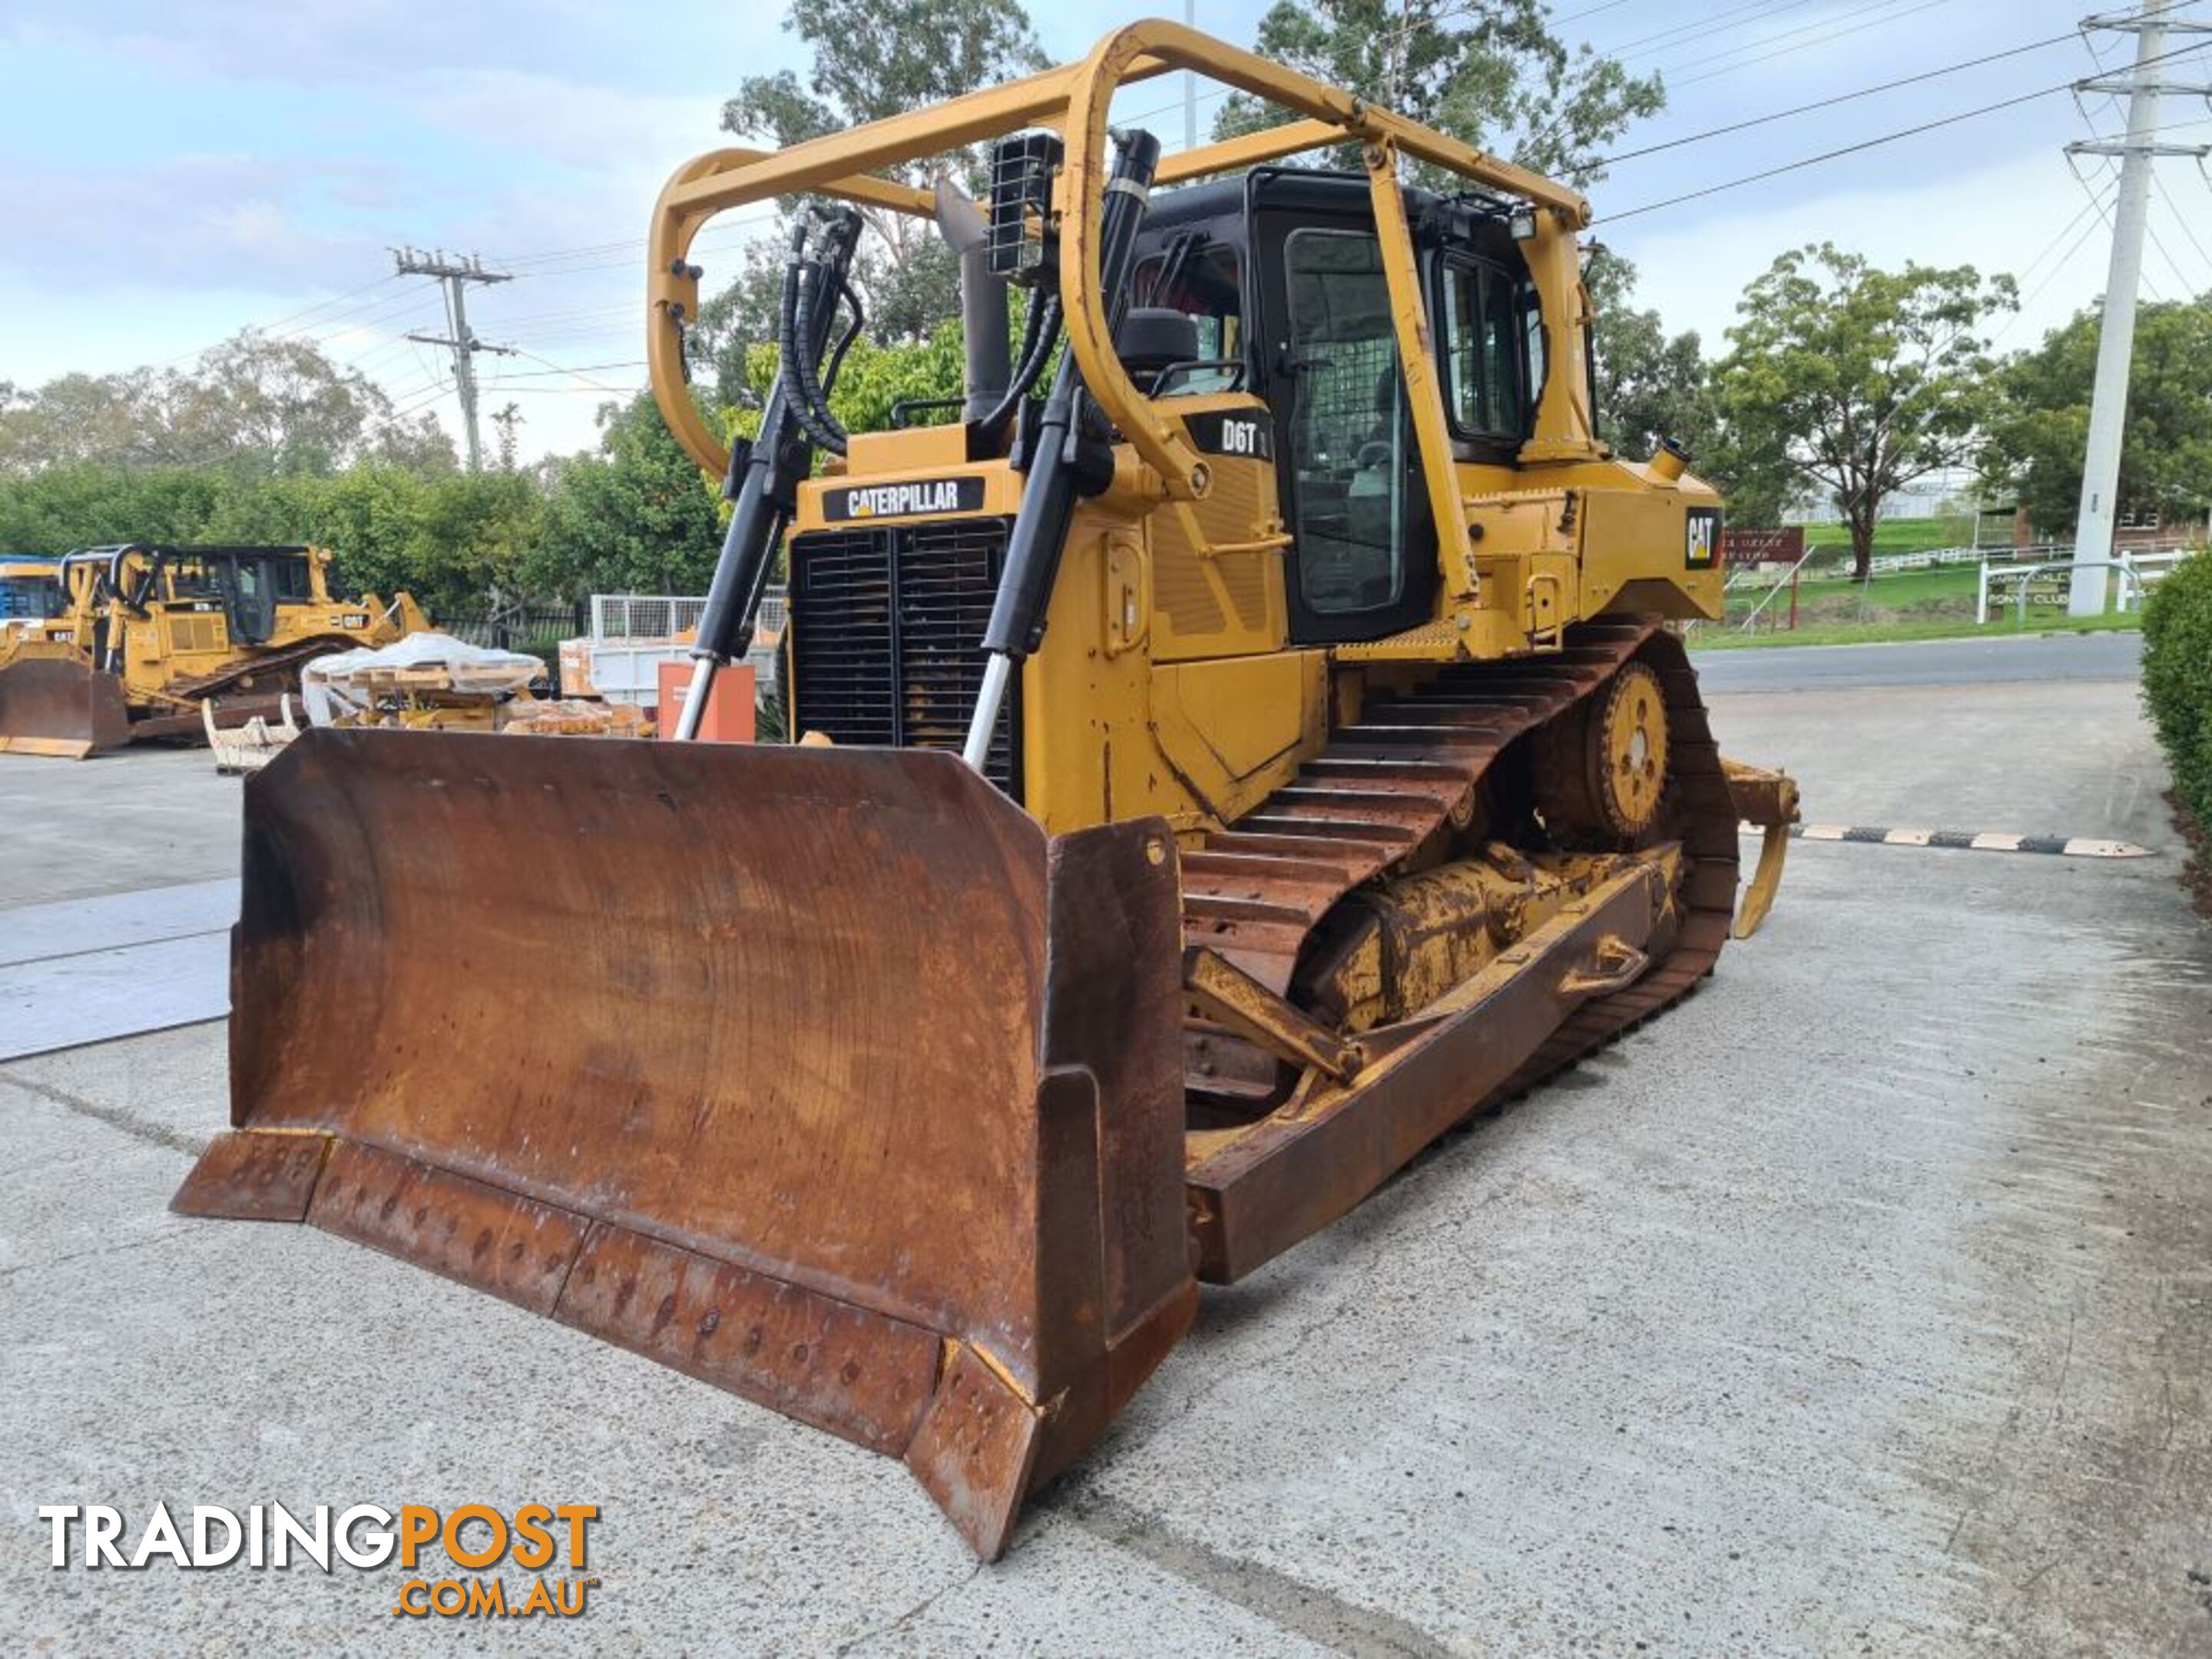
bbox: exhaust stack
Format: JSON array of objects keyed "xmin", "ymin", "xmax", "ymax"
[{"xmin": 934, "ymin": 177, "xmax": 1010, "ymax": 423}]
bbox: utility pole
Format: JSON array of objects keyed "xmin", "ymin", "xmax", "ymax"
[
  {"xmin": 2062, "ymin": 2, "xmax": 2212, "ymax": 615},
  {"xmin": 392, "ymin": 247, "xmax": 515, "ymax": 472},
  {"xmin": 1184, "ymin": 0, "xmax": 1198, "ymax": 152}
]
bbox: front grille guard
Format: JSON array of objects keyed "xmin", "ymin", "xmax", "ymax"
[{"xmin": 787, "ymin": 516, "xmax": 1022, "ymax": 800}]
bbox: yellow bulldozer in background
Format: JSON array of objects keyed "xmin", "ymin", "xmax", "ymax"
[
  {"xmin": 0, "ymin": 542, "xmax": 428, "ymax": 758},
  {"xmin": 0, "ymin": 555, "xmax": 65, "ymax": 630},
  {"xmin": 174, "ymin": 21, "xmax": 1798, "ymax": 1559}
]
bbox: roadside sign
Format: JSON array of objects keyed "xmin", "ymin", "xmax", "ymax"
[{"xmin": 1722, "ymin": 526, "xmax": 1804, "ymax": 565}]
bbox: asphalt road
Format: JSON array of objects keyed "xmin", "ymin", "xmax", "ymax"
[
  {"xmin": 4, "ymin": 661, "xmax": 2208, "ymax": 1654},
  {"xmin": 1692, "ymin": 628, "xmax": 2143, "ymax": 694}
]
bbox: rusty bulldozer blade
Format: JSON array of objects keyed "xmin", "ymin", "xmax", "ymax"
[
  {"xmin": 172, "ymin": 730, "xmax": 1197, "ymax": 1559},
  {"xmin": 1723, "ymin": 758, "xmax": 1800, "ymax": 940},
  {"xmin": 0, "ymin": 657, "xmax": 132, "ymax": 758}
]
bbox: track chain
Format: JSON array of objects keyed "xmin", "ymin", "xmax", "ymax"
[{"xmin": 1178, "ymin": 618, "xmax": 1739, "ymax": 1112}]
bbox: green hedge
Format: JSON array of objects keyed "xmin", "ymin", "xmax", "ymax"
[{"xmin": 2142, "ymin": 550, "xmax": 2212, "ymax": 826}]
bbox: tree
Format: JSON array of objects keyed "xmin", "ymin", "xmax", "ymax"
[
  {"xmin": 712, "ymin": 0, "xmax": 1048, "ymax": 366},
  {"xmin": 0, "ymin": 464, "xmax": 234, "ymax": 551},
  {"xmin": 1713, "ymin": 244, "xmax": 2015, "ymax": 580},
  {"xmin": 161, "ymin": 332, "xmax": 419, "ymax": 474},
  {"xmin": 1214, "ymin": 0, "xmax": 1664, "ymax": 187},
  {"xmin": 1586, "ymin": 253, "xmax": 1714, "ymax": 466},
  {"xmin": 490, "ymin": 403, "xmax": 525, "ymax": 474},
  {"xmin": 0, "ymin": 333, "xmax": 459, "ymax": 478},
  {"xmin": 400, "ymin": 471, "xmax": 543, "ymax": 607},
  {"xmin": 0, "ymin": 370, "xmax": 161, "ymax": 471},
  {"xmin": 527, "ymin": 395, "xmax": 726, "ymax": 598},
  {"xmin": 1983, "ymin": 298, "xmax": 2212, "ymax": 539}
]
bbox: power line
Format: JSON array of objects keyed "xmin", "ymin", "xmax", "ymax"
[
  {"xmin": 2070, "ymin": 150, "xmax": 2207, "ymax": 294},
  {"xmin": 482, "ymin": 359, "xmax": 649, "ymax": 382},
  {"xmin": 1581, "ymin": 25, "xmax": 2088, "ymax": 171},
  {"xmin": 504, "ymin": 349, "xmax": 638, "ymax": 394},
  {"xmin": 2067, "ymin": 157, "xmax": 2166, "ymax": 300},
  {"xmin": 1663, "ymin": 0, "xmax": 1962, "ymax": 88},
  {"xmin": 1599, "ymin": 0, "xmax": 1832, "ymax": 62},
  {"xmin": 2152, "ymin": 168, "xmax": 2212, "ymax": 276},
  {"xmin": 1986, "ymin": 179, "xmax": 2118, "ymax": 339},
  {"xmin": 1131, "ymin": 0, "xmax": 1852, "ymax": 145},
  {"xmin": 1601, "ymin": 37, "xmax": 2212, "ymax": 222},
  {"xmin": 1523, "ymin": 0, "xmax": 1962, "ymax": 181}
]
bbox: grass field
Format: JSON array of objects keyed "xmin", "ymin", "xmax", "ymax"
[
  {"xmin": 1701, "ymin": 517, "xmax": 2156, "ymax": 648},
  {"xmin": 1797, "ymin": 515, "xmax": 1979, "ymax": 559}
]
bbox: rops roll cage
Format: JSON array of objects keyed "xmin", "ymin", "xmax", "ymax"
[
  {"xmin": 646, "ymin": 19, "xmax": 1602, "ymax": 756},
  {"xmin": 648, "ymin": 19, "xmax": 1598, "ymax": 505}
]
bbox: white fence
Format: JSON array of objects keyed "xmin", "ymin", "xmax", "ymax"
[
  {"xmin": 1866, "ymin": 545, "xmax": 1988, "ymax": 575},
  {"xmin": 589, "ymin": 589, "xmax": 786, "ymax": 643},
  {"xmin": 590, "ymin": 594, "xmax": 708, "ymax": 642},
  {"xmin": 579, "ymin": 588, "xmax": 788, "ymax": 705}
]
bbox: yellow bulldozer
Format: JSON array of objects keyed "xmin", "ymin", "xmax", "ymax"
[
  {"xmin": 0, "ymin": 542, "xmax": 427, "ymax": 758},
  {"xmin": 0, "ymin": 556, "xmax": 64, "ymax": 629},
  {"xmin": 174, "ymin": 22, "xmax": 1797, "ymax": 1559}
]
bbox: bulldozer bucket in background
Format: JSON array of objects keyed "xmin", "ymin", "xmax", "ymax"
[
  {"xmin": 172, "ymin": 730, "xmax": 1197, "ymax": 1558},
  {"xmin": 0, "ymin": 657, "xmax": 132, "ymax": 758}
]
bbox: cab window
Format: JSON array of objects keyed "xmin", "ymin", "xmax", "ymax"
[
  {"xmin": 167, "ymin": 557, "xmax": 218, "ymax": 599},
  {"xmin": 0, "ymin": 575, "xmax": 59, "ymax": 621},
  {"xmin": 1131, "ymin": 240, "xmax": 1243, "ymax": 395},
  {"xmin": 1442, "ymin": 259, "xmax": 1527, "ymax": 440},
  {"xmin": 1282, "ymin": 227, "xmax": 1409, "ymax": 616},
  {"xmin": 266, "ymin": 556, "xmax": 313, "ymax": 600}
]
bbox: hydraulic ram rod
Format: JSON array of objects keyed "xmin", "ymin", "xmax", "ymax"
[
  {"xmin": 675, "ymin": 214, "xmax": 860, "ymax": 742},
  {"xmin": 962, "ymin": 127, "xmax": 1161, "ymax": 773}
]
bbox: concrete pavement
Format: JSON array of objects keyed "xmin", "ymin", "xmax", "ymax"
[
  {"xmin": 0, "ymin": 749, "xmax": 242, "ymax": 909},
  {"xmin": 5, "ymin": 663, "xmax": 2210, "ymax": 1654}
]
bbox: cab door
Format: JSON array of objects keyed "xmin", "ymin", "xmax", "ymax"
[
  {"xmin": 219, "ymin": 555, "xmax": 281, "ymax": 645},
  {"xmin": 1252, "ymin": 189, "xmax": 1438, "ymax": 646}
]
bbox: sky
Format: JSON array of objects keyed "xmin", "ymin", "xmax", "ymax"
[{"xmin": 3, "ymin": 0, "xmax": 2209, "ymax": 461}]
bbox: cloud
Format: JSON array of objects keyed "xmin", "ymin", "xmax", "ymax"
[
  {"xmin": 0, "ymin": 151, "xmax": 395, "ymax": 294},
  {"xmin": 1608, "ymin": 145, "xmax": 2175, "ymax": 357},
  {"xmin": 405, "ymin": 69, "xmax": 724, "ymax": 169},
  {"xmin": 2, "ymin": 0, "xmax": 692, "ymax": 88}
]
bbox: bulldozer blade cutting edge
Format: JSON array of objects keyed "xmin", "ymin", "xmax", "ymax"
[
  {"xmin": 0, "ymin": 657, "xmax": 131, "ymax": 758},
  {"xmin": 171, "ymin": 730, "xmax": 1197, "ymax": 1560}
]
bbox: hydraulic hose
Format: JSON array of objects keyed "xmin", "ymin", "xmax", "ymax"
[
  {"xmin": 976, "ymin": 294, "xmax": 1061, "ymax": 446},
  {"xmin": 676, "ymin": 210, "xmax": 861, "ymax": 740},
  {"xmin": 961, "ymin": 127, "xmax": 1161, "ymax": 774},
  {"xmin": 778, "ymin": 224, "xmax": 849, "ymax": 458}
]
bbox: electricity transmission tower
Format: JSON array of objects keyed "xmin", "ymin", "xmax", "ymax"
[
  {"xmin": 392, "ymin": 247, "xmax": 515, "ymax": 472},
  {"xmin": 2062, "ymin": 1, "xmax": 2212, "ymax": 615}
]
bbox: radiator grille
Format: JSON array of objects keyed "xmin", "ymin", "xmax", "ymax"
[{"xmin": 787, "ymin": 517, "xmax": 1020, "ymax": 798}]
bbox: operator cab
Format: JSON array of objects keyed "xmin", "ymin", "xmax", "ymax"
[
  {"xmin": 88, "ymin": 545, "xmax": 322, "ymax": 647},
  {"xmin": 0, "ymin": 561, "xmax": 62, "ymax": 624},
  {"xmin": 164, "ymin": 548, "xmax": 316, "ymax": 646},
  {"xmin": 1120, "ymin": 171, "xmax": 1547, "ymax": 646}
]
